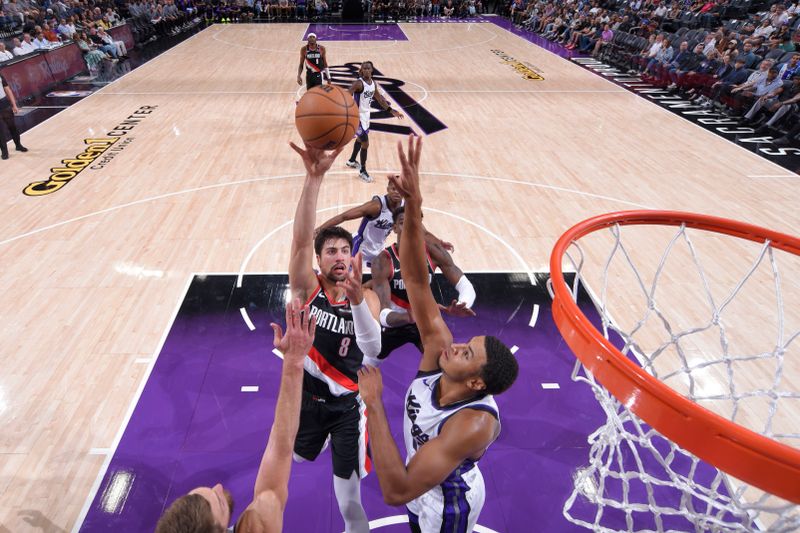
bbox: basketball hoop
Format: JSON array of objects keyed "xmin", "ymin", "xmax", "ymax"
[{"xmin": 549, "ymin": 211, "xmax": 800, "ymax": 531}]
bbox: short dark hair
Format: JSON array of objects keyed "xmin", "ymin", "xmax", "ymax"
[
  {"xmin": 479, "ymin": 336, "xmax": 519, "ymax": 395},
  {"xmin": 155, "ymin": 494, "xmax": 223, "ymax": 533},
  {"xmin": 391, "ymin": 204, "xmax": 405, "ymax": 222},
  {"xmin": 314, "ymin": 226, "xmax": 353, "ymax": 255}
]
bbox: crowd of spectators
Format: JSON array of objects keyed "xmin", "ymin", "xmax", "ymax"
[{"xmin": 505, "ymin": 0, "xmax": 800, "ymax": 144}]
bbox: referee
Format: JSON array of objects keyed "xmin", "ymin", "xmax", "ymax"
[{"xmin": 0, "ymin": 73, "xmax": 27, "ymax": 160}]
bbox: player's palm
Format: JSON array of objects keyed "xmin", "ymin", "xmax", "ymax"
[
  {"xmin": 290, "ymin": 141, "xmax": 345, "ymax": 177},
  {"xmin": 439, "ymin": 299, "xmax": 477, "ymax": 318},
  {"xmin": 271, "ymin": 299, "xmax": 316, "ymax": 364}
]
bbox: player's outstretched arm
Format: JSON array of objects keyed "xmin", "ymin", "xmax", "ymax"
[
  {"xmin": 315, "ymin": 198, "xmax": 381, "ymax": 234},
  {"xmin": 358, "ymin": 366, "xmax": 496, "ymax": 506},
  {"xmin": 237, "ymin": 299, "xmax": 316, "ymax": 532},
  {"xmin": 370, "ymin": 250, "xmax": 414, "ymax": 327},
  {"xmin": 374, "ymin": 89, "xmax": 404, "ymax": 119},
  {"xmin": 428, "ymin": 242, "xmax": 476, "ymax": 317},
  {"xmin": 288, "ymin": 142, "xmax": 345, "ymax": 300},
  {"xmin": 390, "ymin": 136, "xmax": 451, "ymax": 371}
]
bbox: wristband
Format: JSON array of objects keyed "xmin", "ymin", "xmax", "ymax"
[{"xmin": 379, "ymin": 308, "xmax": 392, "ymax": 328}]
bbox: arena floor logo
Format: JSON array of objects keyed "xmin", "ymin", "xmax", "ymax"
[
  {"xmin": 572, "ymin": 57, "xmax": 800, "ymax": 173},
  {"xmin": 491, "ymin": 49, "xmax": 545, "ymax": 81},
  {"xmin": 23, "ymin": 106, "xmax": 158, "ymax": 197},
  {"xmin": 328, "ymin": 63, "xmax": 447, "ymax": 136}
]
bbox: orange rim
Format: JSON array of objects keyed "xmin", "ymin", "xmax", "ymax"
[{"xmin": 549, "ymin": 210, "xmax": 800, "ymax": 504}]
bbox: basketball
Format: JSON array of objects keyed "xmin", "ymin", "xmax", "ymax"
[{"xmin": 295, "ymin": 85, "xmax": 359, "ymax": 150}]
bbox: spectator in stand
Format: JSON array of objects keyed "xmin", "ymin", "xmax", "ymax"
[
  {"xmin": 779, "ymin": 53, "xmax": 800, "ymax": 80},
  {"xmin": 667, "ymin": 42, "xmax": 705, "ymax": 90},
  {"xmin": 442, "ymin": 0, "xmax": 454, "ymax": 18},
  {"xmin": 98, "ymin": 27, "xmax": 127, "ymax": 58},
  {"xmin": 738, "ymin": 42, "xmax": 760, "ymax": 69},
  {"xmin": 730, "ymin": 65, "xmax": 782, "ymax": 115},
  {"xmin": 42, "ymin": 22, "xmax": 60, "ymax": 43},
  {"xmin": 592, "ymin": 23, "xmax": 614, "ymax": 57},
  {"xmin": 76, "ymin": 30, "xmax": 113, "ymax": 74},
  {"xmin": 14, "ymin": 33, "xmax": 37, "ymax": 55},
  {"xmin": 32, "ymin": 30, "xmax": 51, "ymax": 49},
  {"xmin": 645, "ymin": 37, "xmax": 674, "ymax": 77},
  {"xmin": 0, "ymin": 43, "xmax": 13, "ymax": 62},
  {"xmin": 57, "ymin": 16, "xmax": 76, "ymax": 39},
  {"xmin": 744, "ymin": 73, "xmax": 800, "ymax": 133},
  {"xmin": 89, "ymin": 27, "xmax": 119, "ymax": 57},
  {"xmin": 688, "ymin": 51, "xmax": 733, "ymax": 102},
  {"xmin": 631, "ymin": 33, "xmax": 662, "ymax": 73}
]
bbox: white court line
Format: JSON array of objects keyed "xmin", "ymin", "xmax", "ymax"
[
  {"xmin": 100, "ymin": 89, "xmax": 622, "ymax": 96},
  {"xmin": 134, "ymin": 358, "xmax": 151, "ymax": 364},
  {"xmin": 72, "ymin": 274, "xmax": 195, "ymax": 533},
  {"xmin": 326, "ymin": 24, "xmax": 381, "ymax": 31},
  {"xmin": 342, "ymin": 513, "xmax": 500, "ymax": 532},
  {"xmin": 88, "ymin": 448, "xmax": 110, "ymax": 455},
  {"xmin": 240, "ymin": 307, "xmax": 256, "ymax": 331},
  {"xmin": 510, "ymin": 345, "xmax": 519, "ymax": 354},
  {"xmin": 272, "ymin": 348, "xmax": 284, "ymax": 360},
  {"xmin": 1, "ymin": 170, "xmax": 650, "ymax": 248},
  {"xmin": 747, "ymin": 174, "xmax": 799, "ymax": 179},
  {"xmin": 529, "ymin": 304, "xmax": 540, "ymax": 328},
  {"xmin": 241, "ymin": 386, "xmax": 259, "ymax": 392},
  {"xmin": 541, "ymin": 382, "xmax": 560, "ymax": 390}
]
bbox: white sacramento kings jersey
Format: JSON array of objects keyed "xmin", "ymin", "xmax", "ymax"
[
  {"xmin": 355, "ymin": 77, "xmax": 376, "ymax": 130},
  {"xmin": 404, "ymin": 371, "xmax": 499, "ymax": 532},
  {"xmin": 353, "ymin": 195, "xmax": 402, "ymax": 263}
]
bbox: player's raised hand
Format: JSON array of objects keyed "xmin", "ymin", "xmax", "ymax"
[
  {"xmin": 271, "ymin": 298, "xmax": 316, "ymax": 366},
  {"xmin": 290, "ymin": 141, "xmax": 345, "ymax": 178},
  {"xmin": 357, "ymin": 365, "xmax": 384, "ymax": 406},
  {"xmin": 389, "ymin": 134, "xmax": 423, "ymax": 204},
  {"xmin": 337, "ymin": 251, "xmax": 365, "ymax": 305}
]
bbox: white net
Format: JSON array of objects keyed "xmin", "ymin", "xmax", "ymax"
[{"xmin": 556, "ymin": 221, "xmax": 800, "ymax": 532}]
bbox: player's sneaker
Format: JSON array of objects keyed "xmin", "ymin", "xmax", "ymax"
[
  {"xmin": 359, "ymin": 170, "xmax": 373, "ymax": 183},
  {"xmin": 346, "ymin": 159, "xmax": 361, "ymax": 170}
]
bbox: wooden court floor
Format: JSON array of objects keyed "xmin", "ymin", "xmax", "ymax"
[{"xmin": 1, "ymin": 22, "xmax": 799, "ymax": 531}]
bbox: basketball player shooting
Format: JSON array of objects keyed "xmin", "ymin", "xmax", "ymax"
[
  {"xmin": 155, "ymin": 298, "xmax": 316, "ymax": 532},
  {"xmin": 358, "ymin": 136, "xmax": 519, "ymax": 532},
  {"xmin": 287, "ymin": 140, "xmax": 384, "ymax": 533},
  {"xmin": 346, "ymin": 61, "xmax": 404, "ymax": 184},
  {"xmin": 297, "ymin": 33, "xmax": 329, "ymax": 89}
]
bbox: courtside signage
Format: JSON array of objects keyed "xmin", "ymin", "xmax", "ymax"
[{"xmin": 24, "ymin": 106, "xmax": 158, "ymax": 196}]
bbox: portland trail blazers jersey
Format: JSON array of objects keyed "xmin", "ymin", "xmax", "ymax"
[
  {"xmin": 303, "ymin": 279, "xmax": 363, "ymax": 399},
  {"xmin": 383, "ymin": 243, "xmax": 435, "ymax": 311},
  {"xmin": 305, "ymin": 45, "xmax": 324, "ymax": 75}
]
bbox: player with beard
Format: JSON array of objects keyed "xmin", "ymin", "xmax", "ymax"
[
  {"xmin": 155, "ymin": 298, "xmax": 317, "ymax": 532},
  {"xmin": 286, "ymin": 141, "xmax": 383, "ymax": 533},
  {"xmin": 358, "ymin": 137, "xmax": 518, "ymax": 532}
]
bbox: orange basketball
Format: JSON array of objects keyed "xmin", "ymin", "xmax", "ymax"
[{"xmin": 295, "ymin": 85, "xmax": 359, "ymax": 150}]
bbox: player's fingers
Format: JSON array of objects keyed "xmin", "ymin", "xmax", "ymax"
[
  {"xmin": 308, "ymin": 314, "xmax": 317, "ymax": 340},
  {"xmin": 397, "ymin": 140, "xmax": 409, "ymax": 170},
  {"xmin": 413, "ymin": 135, "xmax": 423, "ymax": 166},
  {"xmin": 289, "ymin": 141, "xmax": 304, "ymax": 155},
  {"xmin": 270, "ymin": 323, "xmax": 283, "ymax": 347}
]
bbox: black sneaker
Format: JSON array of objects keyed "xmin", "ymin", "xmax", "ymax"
[{"xmin": 15, "ymin": 145, "xmax": 27, "ymax": 152}]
